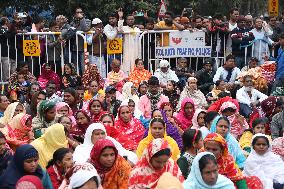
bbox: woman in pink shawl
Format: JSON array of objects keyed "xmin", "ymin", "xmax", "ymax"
[
  {"xmin": 38, "ymin": 63, "xmax": 61, "ymax": 90},
  {"xmin": 175, "ymin": 98, "xmax": 195, "ymax": 131},
  {"xmin": 55, "ymin": 102, "xmax": 76, "ymax": 126}
]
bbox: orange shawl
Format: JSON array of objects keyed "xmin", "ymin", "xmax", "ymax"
[{"xmin": 128, "ymin": 67, "xmax": 151, "ymax": 88}]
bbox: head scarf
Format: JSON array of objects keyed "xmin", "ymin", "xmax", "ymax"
[
  {"xmin": 73, "ymin": 123, "xmax": 107, "ymax": 163},
  {"xmin": 121, "ymin": 82, "xmax": 139, "ymax": 104},
  {"xmin": 0, "ymin": 102, "xmax": 26, "ymax": 125},
  {"xmin": 155, "ymin": 172, "xmax": 184, "ymax": 189},
  {"xmin": 272, "ymin": 137, "xmax": 284, "ymax": 161},
  {"xmin": 183, "ymin": 152, "xmax": 235, "ymax": 189},
  {"xmin": 210, "ymin": 116, "xmax": 246, "ymax": 168},
  {"xmin": 244, "ymin": 134, "xmax": 284, "ymax": 188},
  {"xmin": 37, "ymin": 100, "xmax": 56, "ymax": 123},
  {"xmin": 88, "ymin": 99, "xmax": 106, "ymax": 123},
  {"xmin": 68, "ymin": 162, "xmax": 101, "ymax": 189},
  {"xmin": 136, "ymin": 119, "xmax": 181, "ymax": 160},
  {"xmin": 114, "ymin": 105, "xmax": 145, "ymax": 150},
  {"xmin": 128, "ymin": 65, "xmax": 151, "ymax": 88},
  {"xmin": 55, "ymin": 102, "xmax": 73, "ymax": 117},
  {"xmin": 31, "ymin": 123, "xmax": 68, "ymax": 169},
  {"xmin": 62, "ymin": 63, "xmax": 81, "ymax": 89},
  {"xmin": 16, "ymin": 175, "xmax": 44, "ymax": 189},
  {"xmin": 260, "ymin": 96, "xmax": 278, "ymax": 118},
  {"xmin": 129, "ymin": 138, "xmax": 184, "ymax": 189},
  {"xmin": 192, "ymin": 109, "xmax": 206, "ymax": 129},
  {"xmin": 71, "ymin": 110, "xmax": 91, "ymax": 138},
  {"xmin": 38, "ymin": 63, "xmax": 60, "ymax": 90},
  {"xmin": 0, "ymin": 144, "xmax": 43, "ymax": 188},
  {"xmin": 82, "ymin": 64, "xmax": 104, "ymax": 89},
  {"xmin": 175, "ymin": 98, "xmax": 195, "ymax": 131}
]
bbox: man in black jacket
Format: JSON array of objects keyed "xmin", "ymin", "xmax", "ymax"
[{"xmin": 195, "ymin": 58, "xmax": 215, "ymax": 95}]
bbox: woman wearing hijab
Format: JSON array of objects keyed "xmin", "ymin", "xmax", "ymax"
[
  {"xmin": 6, "ymin": 113, "xmax": 34, "ymax": 150},
  {"xmin": 61, "ymin": 63, "xmax": 82, "ymax": 89},
  {"xmin": 89, "ymin": 139, "xmax": 131, "ymax": 189},
  {"xmin": 177, "ymin": 77, "xmax": 207, "ymax": 110},
  {"xmin": 191, "ymin": 109, "xmax": 207, "ymax": 129},
  {"xmin": 88, "ymin": 99, "xmax": 107, "ymax": 123},
  {"xmin": 0, "ymin": 102, "xmax": 26, "ymax": 125},
  {"xmin": 82, "ymin": 64, "xmax": 104, "ymax": 89},
  {"xmin": 16, "ymin": 175, "xmax": 44, "ymax": 189},
  {"xmin": 31, "ymin": 123, "xmax": 68, "ymax": 169},
  {"xmin": 136, "ymin": 118, "xmax": 180, "ymax": 160},
  {"xmin": 120, "ymin": 82, "xmax": 139, "ymax": 105},
  {"xmin": 175, "ymin": 97, "xmax": 196, "ymax": 131},
  {"xmin": 129, "ymin": 138, "xmax": 184, "ymax": 189},
  {"xmin": 114, "ymin": 105, "xmax": 145, "ymax": 151},
  {"xmin": 73, "ymin": 123, "xmax": 138, "ymax": 165},
  {"xmin": 183, "ymin": 152, "xmax": 235, "ymax": 189},
  {"xmin": 55, "ymin": 102, "xmax": 76, "ymax": 124},
  {"xmin": 38, "ymin": 63, "xmax": 61, "ymax": 90},
  {"xmin": 143, "ymin": 108, "xmax": 183, "ymax": 150},
  {"xmin": 219, "ymin": 101, "xmax": 249, "ymax": 139},
  {"xmin": 0, "ymin": 144, "xmax": 53, "ymax": 189},
  {"xmin": 71, "ymin": 110, "xmax": 92, "ymax": 143},
  {"xmin": 209, "ymin": 116, "xmax": 246, "ymax": 169},
  {"xmin": 244, "ymin": 134, "xmax": 284, "ymax": 189},
  {"xmin": 128, "ymin": 58, "xmax": 152, "ymax": 88},
  {"xmin": 32, "ymin": 100, "xmax": 56, "ymax": 138},
  {"xmin": 203, "ymin": 133, "xmax": 263, "ymax": 189}
]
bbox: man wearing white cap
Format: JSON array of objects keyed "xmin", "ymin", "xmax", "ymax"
[
  {"xmin": 86, "ymin": 18, "xmax": 107, "ymax": 77},
  {"xmin": 154, "ymin": 59, "xmax": 179, "ymax": 88}
]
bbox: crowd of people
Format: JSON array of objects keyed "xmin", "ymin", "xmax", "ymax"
[{"xmin": 0, "ymin": 5, "xmax": 284, "ymax": 189}]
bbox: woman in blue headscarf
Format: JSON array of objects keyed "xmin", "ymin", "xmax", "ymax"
[
  {"xmin": 209, "ymin": 116, "xmax": 246, "ymax": 169},
  {"xmin": 0, "ymin": 144, "xmax": 53, "ymax": 189},
  {"xmin": 183, "ymin": 152, "xmax": 235, "ymax": 189}
]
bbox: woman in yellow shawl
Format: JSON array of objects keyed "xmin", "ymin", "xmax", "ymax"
[
  {"xmin": 136, "ymin": 118, "xmax": 180, "ymax": 160},
  {"xmin": 31, "ymin": 123, "xmax": 68, "ymax": 169}
]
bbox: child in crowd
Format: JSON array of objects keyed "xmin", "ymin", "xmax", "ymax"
[
  {"xmin": 239, "ymin": 118, "xmax": 267, "ymax": 154},
  {"xmin": 105, "ymin": 59, "xmax": 127, "ymax": 92},
  {"xmin": 191, "ymin": 109, "xmax": 206, "ymax": 129},
  {"xmin": 177, "ymin": 129, "xmax": 203, "ymax": 179},
  {"xmin": 9, "ymin": 73, "xmax": 30, "ymax": 102},
  {"xmin": 201, "ymin": 111, "xmax": 219, "ymax": 139},
  {"xmin": 174, "ymin": 57, "xmax": 194, "ymax": 89}
]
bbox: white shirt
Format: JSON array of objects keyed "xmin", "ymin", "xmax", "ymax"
[
  {"xmin": 236, "ymin": 87, "xmax": 268, "ymax": 106},
  {"xmin": 213, "ymin": 67, "xmax": 241, "ymax": 84},
  {"xmin": 154, "ymin": 69, "xmax": 179, "ymax": 86},
  {"xmin": 103, "ymin": 24, "xmax": 118, "ymax": 40}
]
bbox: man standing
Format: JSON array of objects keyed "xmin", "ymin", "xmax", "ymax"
[
  {"xmin": 226, "ymin": 8, "xmax": 239, "ymax": 55},
  {"xmin": 231, "ymin": 16, "xmax": 255, "ymax": 68}
]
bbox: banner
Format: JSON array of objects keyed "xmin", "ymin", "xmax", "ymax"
[
  {"xmin": 23, "ymin": 40, "xmax": 41, "ymax": 56},
  {"xmin": 156, "ymin": 31, "xmax": 211, "ymax": 58},
  {"xmin": 268, "ymin": 0, "xmax": 278, "ymax": 17},
  {"xmin": 107, "ymin": 38, "xmax": 123, "ymax": 54}
]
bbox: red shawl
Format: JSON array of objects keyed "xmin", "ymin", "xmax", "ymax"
[
  {"xmin": 175, "ymin": 97, "xmax": 195, "ymax": 131},
  {"xmin": 38, "ymin": 63, "xmax": 61, "ymax": 90},
  {"xmin": 114, "ymin": 106, "xmax": 145, "ymax": 151},
  {"xmin": 88, "ymin": 99, "xmax": 107, "ymax": 123}
]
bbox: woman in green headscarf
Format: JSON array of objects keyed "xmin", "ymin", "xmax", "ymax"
[{"xmin": 32, "ymin": 100, "xmax": 56, "ymax": 138}]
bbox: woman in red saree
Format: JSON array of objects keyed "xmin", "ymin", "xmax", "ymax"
[
  {"xmin": 203, "ymin": 133, "xmax": 263, "ymax": 189},
  {"xmin": 38, "ymin": 63, "xmax": 60, "ymax": 90},
  {"xmin": 129, "ymin": 138, "xmax": 184, "ymax": 189},
  {"xmin": 89, "ymin": 138, "xmax": 131, "ymax": 189},
  {"xmin": 114, "ymin": 105, "xmax": 144, "ymax": 151},
  {"xmin": 88, "ymin": 99, "xmax": 107, "ymax": 123}
]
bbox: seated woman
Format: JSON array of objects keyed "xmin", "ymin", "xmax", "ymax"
[
  {"xmin": 99, "ymin": 113, "xmax": 120, "ymax": 139},
  {"xmin": 38, "ymin": 63, "xmax": 61, "ymax": 90},
  {"xmin": 0, "ymin": 102, "xmax": 26, "ymax": 126},
  {"xmin": 129, "ymin": 138, "xmax": 184, "ymax": 189},
  {"xmin": 204, "ymin": 133, "xmax": 263, "ymax": 189},
  {"xmin": 31, "ymin": 123, "xmax": 68, "ymax": 169},
  {"xmin": 121, "ymin": 99, "xmax": 144, "ymax": 120},
  {"xmin": 219, "ymin": 101, "xmax": 249, "ymax": 139},
  {"xmin": 137, "ymin": 81, "xmax": 148, "ymax": 97},
  {"xmin": 114, "ymin": 105, "xmax": 145, "ymax": 151},
  {"xmin": 6, "ymin": 113, "xmax": 34, "ymax": 150},
  {"xmin": 128, "ymin": 58, "xmax": 152, "ymax": 88},
  {"xmin": 55, "ymin": 102, "xmax": 76, "ymax": 126},
  {"xmin": 46, "ymin": 148, "xmax": 73, "ymax": 189},
  {"xmin": 243, "ymin": 134, "xmax": 284, "ymax": 189},
  {"xmin": 32, "ymin": 100, "xmax": 56, "ymax": 138},
  {"xmin": 175, "ymin": 97, "xmax": 196, "ymax": 131},
  {"xmin": 163, "ymin": 80, "xmax": 180, "ymax": 110},
  {"xmin": 0, "ymin": 131, "xmax": 13, "ymax": 175},
  {"xmin": 177, "ymin": 129, "xmax": 203, "ymax": 179},
  {"xmin": 61, "ymin": 63, "xmax": 82, "ymax": 89},
  {"xmin": 27, "ymin": 91, "xmax": 46, "ymax": 118},
  {"xmin": 88, "ymin": 99, "xmax": 106, "ymax": 123},
  {"xmin": 183, "ymin": 152, "xmax": 235, "ymax": 189},
  {"xmin": 82, "ymin": 64, "xmax": 104, "ymax": 90},
  {"xmin": 105, "ymin": 59, "xmax": 127, "ymax": 92},
  {"xmin": 89, "ymin": 138, "xmax": 131, "ymax": 189},
  {"xmin": 191, "ymin": 109, "xmax": 207, "ymax": 129},
  {"xmin": 73, "ymin": 123, "xmax": 137, "ymax": 165},
  {"xmin": 210, "ymin": 116, "xmax": 246, "ymax": 169},
  {"xmin": 136, "ymin": 118, "xmax": 180, "ymax": 160},
  {"xmin": 239, "ymin": 118, "xmax": 267, "ymax": 154},
  {"xmin": 143, "ymin": 108, "xmax": 183, "ymax": 150},
  {"xmin": 70, "ymin": 110, "xmax": 92, "ymax": 143},
  {"xmin": 249, "ymin": 96, "xmax": 283, "ymax": 135},
  {"xmin": 0, "ymin": 144, "xmax": 53, "ymax": 189}
]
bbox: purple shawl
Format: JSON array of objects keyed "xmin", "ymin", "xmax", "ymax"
[{"xmin": 143, "ymin": 110, "xmax": 183, "ymax": 150}]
